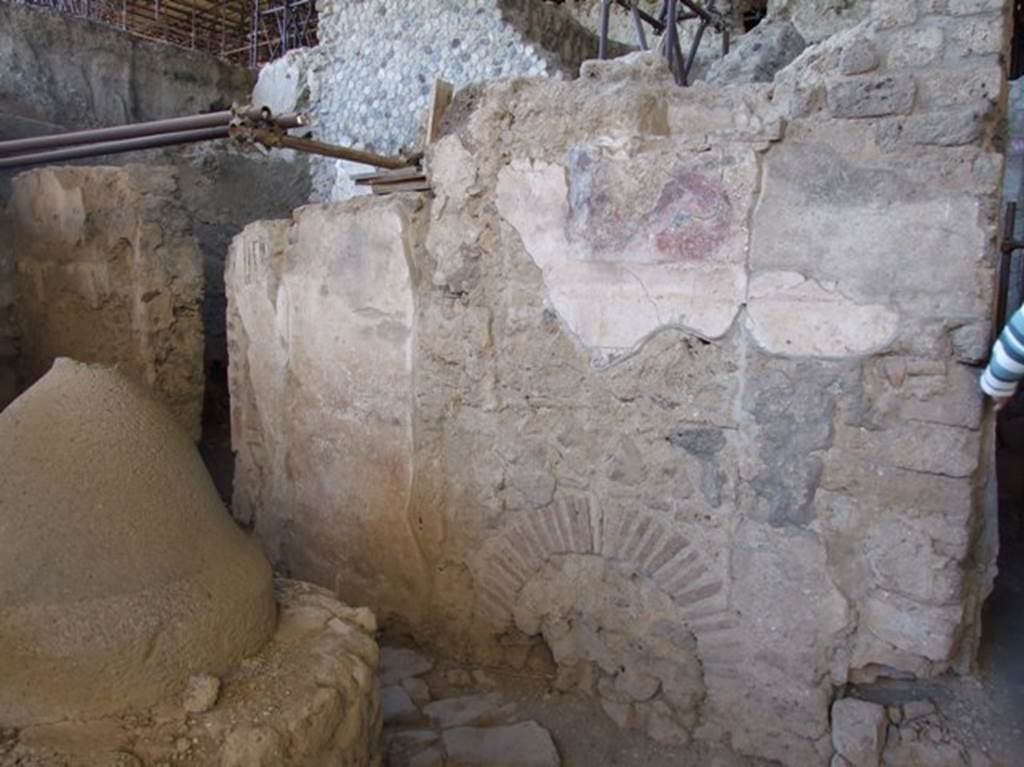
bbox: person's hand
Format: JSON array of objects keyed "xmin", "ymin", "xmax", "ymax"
[{"xmin": 995, "ymin": 396, "xmax": 1013, "ymax": 412}]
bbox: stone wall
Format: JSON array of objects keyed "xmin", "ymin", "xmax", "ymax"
[
  {"xmin": 227, "ymin": 198, "xmax": 429, "ymax": 620},
  {"xmin": 1, "ymin": 166, "xmax": 205, "ymax": 437},
  {"xmin": 229, "ymin": 1, "xmax": 1009, "ymax": 764}
]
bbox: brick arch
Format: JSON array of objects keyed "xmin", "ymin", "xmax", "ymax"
[{"xmin": 471, "ymin": 495, "xmax": 744, "ymax": 685}]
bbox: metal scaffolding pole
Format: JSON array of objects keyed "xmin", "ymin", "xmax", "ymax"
[
  {"xmin": 0, "ymin": 126, "xmax": 230, "ymax": 170},
  {"xmin": 0, "ymin": 111, "xmax": 304, "ymax": 157}
]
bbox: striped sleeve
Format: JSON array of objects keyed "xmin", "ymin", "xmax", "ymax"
[{"xmin": 981, "ymin": 306, "xmax": 1024, "ymax": 398}]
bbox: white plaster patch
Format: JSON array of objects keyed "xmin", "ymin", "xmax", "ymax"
[
  {"xmin": 746, "ymin": 271, "xmax": 898, "ymax": 357},
  {"xmin": 496, "ymin": 158, "xmax": 746, "ymax": 354},
  {"xmin": 429, "ymin": 136, "xmax": 479, "ymax": 210}
]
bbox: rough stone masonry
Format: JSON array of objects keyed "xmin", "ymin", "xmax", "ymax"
[{"xmin": 228, "ymin": 1, "xmax": 1009, "ymax": 764}]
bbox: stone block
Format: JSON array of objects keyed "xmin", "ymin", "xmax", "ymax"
[
  {"xmin": 382, "ymin": 685, "xmax": 421, "ymax": 726},
  {"xmin": 826, "ymin": 75, "xmax": 916, "ymax": 118},
  {"xmin": 945, "ymin": 0, "xmax": 1005, "ymax": 16},
  {"xmin": 863, "ymin": 517, "xmax": 966, "ymax": 605},
  {"xmin": 442, "ymin": 721, "xmax": 560, "ymax": 767},
  {"xmin": 423, "ymin": 693, "xmax": 514, "ymax": 728},
  {"xmin": 948, "ymin": 17, "xmax": 1005, "ymax": 57},
  {"xmin": 840, "ymin": 37, "xmax": 880, "ymax": 75},
  {"xmin": 914, "ymin": 64, "xmax": 1002, "ymax": 108},
  {"xmin": 887, "ymin": 26, "xmax": 945, "ymax": 69},
  {"xmin": 862, "ymin": 591, "xmax": 962, "ymax": 661},
  {"xmin": 704, "ymin": 21, "xmax": 806, "ymax": 85},
  {"xmin": 950, "ymin": 321, "xmax": 991, "ymax": 364},
  {"xmin": 871, "ymin": 0, "xmax": 917, "ymax": 28},
  {"xmin": 897, "ymin": 362, "xmax": 984, "ymax": 430},
  {"xmin": 887, "ymin": 422, "xmax": 979, "ymax": 478},
  {"xmin": 770, "ymin": 0, "xmax": 871, "ymax": 42},
  {"xmin": 831, "ymin": 698, "xmax": 888, "ymax": 767},
  {"xmin": 380, "ymin": 647, "xmax": 435, "ymax": 686},
  {"xmin": 880, "ymin": 104, "xmax": 989, "ymax": 148}
]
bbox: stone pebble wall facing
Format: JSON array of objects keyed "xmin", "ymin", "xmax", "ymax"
[{"xmin": 256, "ymin": 0, "xmax": 626, "ymax": 200}]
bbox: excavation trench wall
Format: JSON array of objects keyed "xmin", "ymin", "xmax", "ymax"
[{"xmin": 231, "ymin": 3, "xmax": 1008, "ymax": 764}]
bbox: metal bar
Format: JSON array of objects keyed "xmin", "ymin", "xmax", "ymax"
[
  {"xmin": 630, "ymin": 1, "xmax": 648, "ymax": 50},
  {"xmin": 614, "ymin": 0, "xmax": 665, "ymax": 32},
  {"xmin": 678, "ymin": 0, "xmax": 718, "ymax": 26},
  {"xmin": 0, "ymin": 126, "xmax": 230, "ymax": 171},
  {"xmin": 681, "ymin": 18, "xmax": 708, "ymax": 85},
  {"xmin": 251, "ymin": 0, "xmax": 260, "ymax": 68},
  {"xmin": 599, "ymin": 0, "xmax": 612, "ymax": 59},
  {"xmin": 260, "ymin": 0, "xmax": 311, "ymax": 13},
  {"xmin": 997, "ymin": 201, "xmax": 1017, "ymax": 336},
  {"xmin": 0, "ymin": 112, "xmax": 233, "ymax": 156},
  {"xmin": 0, "ymin": 110, "xmax": 304, "ymax": 158},
  {"xmin": 665, "ymin": 0, "xmax": 684, "ymax": 84},
  {"xmin": 268, "ymin": 134, "xmax": 409, "ymax": 170}
]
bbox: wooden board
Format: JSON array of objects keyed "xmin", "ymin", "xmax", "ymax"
[{"xmin": 425, "ymin": 79, "xmax": 455, "ymax": 145}]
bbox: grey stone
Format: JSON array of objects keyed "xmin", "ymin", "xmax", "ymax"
[
  {"xmin": 382, "ymin": 685, "xmax": 422, "ymax": 726},
  {"xmin": 409, "ymin": 747, "xmax": 446, "ymax": 767},
  {"xmin": 832, "ymin": 698, "xmax": 888, "ymax": 766},
  {"xmin": 424, "ymin": 693, "xmax": 514, "ymax": 728},
  {"xmin": 879, "ymin": 105, "xmax": 989, "ymax": 148},
  {"xmin": 946, "ymin": 0, "xmax": 1004, "ymax": 14},
  {"xmin": 698, "ymin": 462, "xmax": 727, "ymax": 508},
  {"xmin": 380, "ymin": 647, "xmax": 435, "ymax": 686},
  {"xmin": 827, "ymin": 75, "xmax": 916, "ymax": 118},
  {"xmin": 704, "ymin": 21, "xmax": 806, "ymax": 85},
  {"xmin": 402, "ymin": 676, "xmax": 432, "ymax": 706},
  {"xmin": 840, "ymin": 37, "xmax": 879, "ymax": 75},
  {"xmin": 951, "ymin": 322, "xmax": 991, "ymax": 365},
  {"xmin": 902, "ymin": 699, "xmax": 937, "ymax": 721},
  {"xmin": 182, "ymin": 673, "xmax": 221, "ymax": 714},
  {"xmin": 742, "ymin": 360, "xmax": 843, "ymax": 527},
  {"xmin": 768, "ymin": 0, "xmax": 871, "ymax": 42},
  {"xmin": 604, "ymin": 436, "xmax": 647, "ymax": 486},
  {"xmin": 386, "ymin": 730, "xmax": 440, "ymax": 767},
  {"xmin": 442, "ymin": 721, "xmax": 560, "ymax": 767},
  {"xmin": 888, "ymin": 26, "xmax": 945, "ymax": 69},
  {"xmin": 668, "ymin": 427, "xmax": 726, "ymax": 456}
]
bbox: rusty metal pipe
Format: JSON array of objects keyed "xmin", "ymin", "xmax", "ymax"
[
  {"xmin": 257, "ymin": 132, "xmax": 410, "ymax": 170},
  {"xmin": 0, "ymin": 110, "xmax": 303, "ymax": 158},
  {"xmin": 0, "ymin": 126, "xmax": 230, "ymax": 171}
]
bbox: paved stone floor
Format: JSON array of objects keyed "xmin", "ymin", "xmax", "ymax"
[{"xmin": 377, "ymin": 643, "xmax": 771, "ymax": 767}]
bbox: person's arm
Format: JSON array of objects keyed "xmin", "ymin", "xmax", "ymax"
[{"xmin": 981, "ymin": 305, "xmax": 1024, "ymax": 408}]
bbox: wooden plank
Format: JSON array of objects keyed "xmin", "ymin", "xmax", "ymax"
[
  {"xmin": 425, "ymin": 79, "xmax": 454, "ymax": 145},
  {"xmin": 352, "ymin": 166, "xmax": 424, "ymax": 184},
  {"xmin": 370, "ymin": 180, "xmax": 432, "ymax": 195}
]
